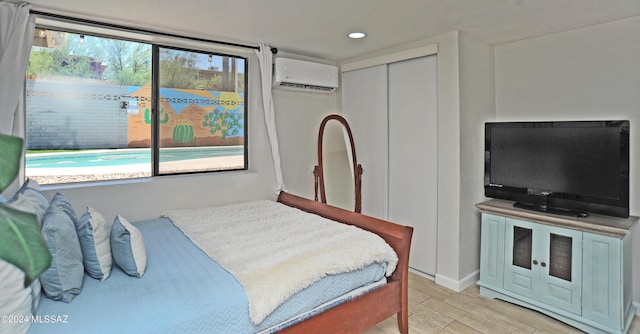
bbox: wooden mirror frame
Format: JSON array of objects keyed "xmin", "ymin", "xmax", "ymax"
[{"xmin": 313, "ymin": 114, "xmax": 363, "ymax": 213}]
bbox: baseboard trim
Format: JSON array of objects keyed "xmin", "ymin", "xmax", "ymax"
[
  {"xmin": 434, "ymin": 272, "xmax": 640, "ymax": 317},
  {"xmin": 409, "ymin": 268, "xmax": 435, "ymax": 281},
  {"xmin": 435, "ymin": 270, "xmax": 479, "ymax": 292}
]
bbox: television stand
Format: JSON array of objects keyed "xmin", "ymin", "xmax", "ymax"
[
  {"xmin": 476, "ymin": 199, "xmax": 637, "ymax": 334},
  {"xmin": 513, "ymin": 201, "xmax": 588, "ymax": 218}
]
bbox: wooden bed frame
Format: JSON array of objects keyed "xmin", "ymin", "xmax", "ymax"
[{"xmin": 277, "ymin": 191, "xmax": 414, "ymax": 334}]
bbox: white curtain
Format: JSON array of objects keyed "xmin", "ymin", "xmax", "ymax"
[
  {"xmin": 0, "ymin": 2, "xmax": 35, "ymax": 136},
  {"xmin": 255, "ymin": 44, "xmax": 285, "ymax": 193}
]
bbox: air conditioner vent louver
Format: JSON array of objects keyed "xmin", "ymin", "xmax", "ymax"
[
  {"xmin": 279, "ymin": 82, "xmax": 306, "ymax": 89},
  {"xmin": 278, "ymin": 82, "xmax": 334, "ymax": 92},
  {"xmin": 273, "ymin": 58, "xmax": 338, "ymax": 93},
  {"xmin": 309, "ymin": 85, "xmax": 334, "ymax": 92}
]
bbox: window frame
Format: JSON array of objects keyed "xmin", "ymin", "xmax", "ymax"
[
  {"xmin": 27, "ymin": 16, "xmax": 252, "ymax": 184},
  {"xmin": 151, "ymin": 44, "xmax": 249, "ymax": 177}
]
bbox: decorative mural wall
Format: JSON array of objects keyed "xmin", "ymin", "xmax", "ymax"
[
  {"xmin": 126, "ymin": 85, "xmax": 245, "ymax": 148},
  {"xmin": 25, "ymin": 80, "xmax": 245, "ymax": 150}
]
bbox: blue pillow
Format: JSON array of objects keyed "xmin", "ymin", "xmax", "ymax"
[
  {"xmin": 10, "ymin": 178, "xmax": 43, "ymax": 199},
  {"xmin": 8, "ymin": 189, "xmax": 49, "ymax": 226},
  {"xmin": 40, "ymin": 204, "xmax": 84, "ymax": 302},
  {"xmin": 111, "ymin": 215, "xmax": 146, "ymax": 278},
  {"xmin": 77, "ymin": 207, "xmax": 113, "ymax": 280},
  {"xmin": 50, "ymin": 192, "xmax": 78, "ymax": 226}
]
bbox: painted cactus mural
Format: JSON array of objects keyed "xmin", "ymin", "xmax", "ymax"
[
  {"xmin": 127, "ymin": 86, "xmax": 245, "ymax": 147},
  {"xmin": 201, "ymin": 92, "xmax": 244, "ymax": 139},
  {"xmin": 202, "ymin": 109, "xmax": 243, "ymax": 139},
  {"xmin": 144, "ymin": 107, "xmax": 169, "ymax": 124},
  {"xmin": 173, "ymin": 122, "xmax": 195, "ymax": 143}
]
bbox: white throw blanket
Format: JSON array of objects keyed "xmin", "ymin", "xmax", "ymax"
[{"xmin": 163, "ymin": 200, "xmax": 398, "ymax": 325}]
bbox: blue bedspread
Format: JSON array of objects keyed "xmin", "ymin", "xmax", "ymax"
[{"xmin": 28, "ymin": 218, "xmax": 386, "ymax": 334}]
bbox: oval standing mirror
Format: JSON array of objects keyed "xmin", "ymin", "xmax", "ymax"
[{"xmin": 313, "ymin": 114, "xmax": 362, "ymax": 212}]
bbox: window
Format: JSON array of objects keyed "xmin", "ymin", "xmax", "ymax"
[
  {"xmin": 156, "ymin": 47, "xmax": 246, "ymax": 175},
  {"xmin": 26, "ymin": 27, "xmax": 248, "ymax": 185}
]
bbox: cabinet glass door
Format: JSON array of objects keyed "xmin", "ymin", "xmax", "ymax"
[
  {"xmin": 549, "ymin": 233, "xmax": 572, "ymax": 281},
  {"xmin": 504, "ymin": 219, "xmax": 538, "ymax": 297},
  {"xmin": 504, "ymin": 217, "xmax": 582, "ymax": 314},
  {"xmin": 513, "ymin": 226, "xmax": 532, "ymax": 269},
  {"xmin": 538, "ymin": 226, "xmax": 582, "ymax": 314}
]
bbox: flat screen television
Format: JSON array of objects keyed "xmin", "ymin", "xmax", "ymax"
[{"xmin": 484, "ymin": 120, "xmax": 629, "ymax": 218}]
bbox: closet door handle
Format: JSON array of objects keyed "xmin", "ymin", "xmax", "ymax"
[
  {"xmin": 541, "ymin": 262, "xmax": 547, "ymax": 267},
  {"xmin": 532, "ymin": 260, "xmax": 538, "ymax": 265}
]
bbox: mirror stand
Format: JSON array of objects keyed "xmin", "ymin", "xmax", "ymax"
[{"xmin": 313, "ymin": 114, "xmax": 363, "ymax": 213}]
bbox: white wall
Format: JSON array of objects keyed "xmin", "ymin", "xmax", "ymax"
[
  {"xmin": 40, "ymin": 55, "xmax": 278, "ymax": 222},
  {"xmin": 495, "ymin": 16, "xmax": 640, "ymax": 305},
  {"xmin": 458, "ymin": 32, "xmax": 495, "ymax": 282},
  {"xmin": 272, "ymin": 78, "xmax": 341, "ymax": 200},
  {"xmin": 430, "ymin": 32, "xmax": 463, "ymax": 289}
]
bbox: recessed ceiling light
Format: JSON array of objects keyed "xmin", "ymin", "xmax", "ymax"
[{"xmin": 348, "ymin": 32, "xmax": 366, "ymax": 39}]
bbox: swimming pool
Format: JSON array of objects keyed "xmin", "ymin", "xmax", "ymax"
[{"xmin": 26, "ymin": 146, "xmax": 244, "ymax": 168}]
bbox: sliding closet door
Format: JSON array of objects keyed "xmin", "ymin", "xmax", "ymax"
[
  {"xmin": 342, "ymin": 55, "xmax": 437, "ymax": 276},
  {"xmin": 388, "ymin": 55, "xmax": 438, "ymax": 275},
  {"xmin": 342, "ymin": 65, "xmax": 388, "ymax": 219}
]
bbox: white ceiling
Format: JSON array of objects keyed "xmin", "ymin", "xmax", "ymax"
[{"xmin": 24, "ymin": 0, "xmax": 640, "ymax": 61}]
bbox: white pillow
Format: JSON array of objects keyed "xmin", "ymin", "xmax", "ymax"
[
  {"xmin": 111, "ymin": 215, "xmax": 146, "ymax": 278},
  {"xmin": 76, "ymin": 207, "xmax": 113, "ymax": 280},
  {"xmin": 0, "ymin": 261, "xmax": 34, "ymax": 334}
]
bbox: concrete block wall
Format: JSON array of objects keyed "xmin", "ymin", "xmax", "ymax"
[{"xmin": 26, "ymin": 79, "xmax": 129, "ymax": 150}]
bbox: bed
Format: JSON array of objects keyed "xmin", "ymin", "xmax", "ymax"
[{"xmin": 28, "ymin": 191, "xmax": 413, "ymax": 333}]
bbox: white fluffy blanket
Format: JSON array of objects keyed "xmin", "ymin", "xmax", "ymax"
[{"xmin": 163, "ymin": 200, "xmax": 398, "ymax": 325}]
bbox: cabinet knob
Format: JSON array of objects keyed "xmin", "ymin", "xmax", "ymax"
[
  {"xmin": 541, "ymin": 262, "xmax": 547, "ymax": 267},
  {"xmin": 532, "ymin": 260, "xmax": 538, "ymax": 265}
]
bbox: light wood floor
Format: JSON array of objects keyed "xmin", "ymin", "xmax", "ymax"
[{"xmin": 365, "ymin": 273, "xmax": 640, "ymax": 334}]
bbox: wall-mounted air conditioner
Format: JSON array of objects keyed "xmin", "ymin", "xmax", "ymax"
[{"xmin": 273, "ymin": 58, "xmax": 338, "ymax": 93}]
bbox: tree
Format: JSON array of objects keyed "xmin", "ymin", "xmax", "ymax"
[
  {"xmin": 27, "ymin": 33, "xmax": 151, "ymax": 85},
  {"xmin": 98, "ymin": 39, "xmax": 151, "ymax": 86},
  {"xmin": 159, "ymin": 49, "xmax": 199, "ymax": 89},
  {"xmin": 27, "ymin": 32, "xmax": 242, "ymax": 91},
  {"xmin": 27, "ymin": 34, "xmax": 94, "ymax": 79},
  {"xmin": 26, "ymin": 47, "xmax": 55, "ymax": 78}
]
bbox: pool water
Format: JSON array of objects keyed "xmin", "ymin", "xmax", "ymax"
[{"xmin": 26, "ymin": 147, "xmax": 244, "ymax": 168}]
